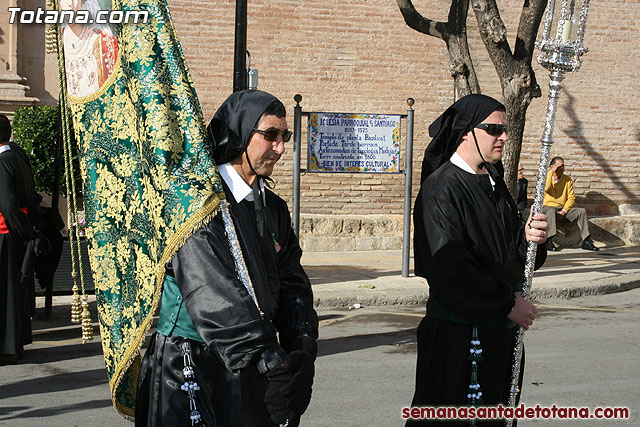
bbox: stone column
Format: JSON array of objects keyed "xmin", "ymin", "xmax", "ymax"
[{"xmin": 0, "ymin": 0, "xmax": 39, "ymax": 118}]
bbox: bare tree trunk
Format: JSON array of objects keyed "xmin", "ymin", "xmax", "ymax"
[
  {"xmin": 471, "ymin": 0, "xmax": 545, "ymax": 198},
  {"xmin": 446, "ymin": 32, "xmax": 480, "ymax": 98},
  {"xmin": 397, "ymin": 0, "xmax": 547, "ymax": 198}
]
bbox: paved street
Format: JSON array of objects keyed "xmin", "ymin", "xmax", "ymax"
[
  {"xmin": 1, "ymin": 288, "xmax": 638, "ymax": 426},
  {"xmin": 303, "ymin": 289, "xmax": 640, "ymax": 426}
]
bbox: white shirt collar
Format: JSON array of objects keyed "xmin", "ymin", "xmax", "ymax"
[
  {"xmin": 450, "ymin": 151, "xmax": 495, "ymax": 190},
  {"xmin": 217, "ymin": 163, "xmax": 265, "ymax": 204},
  {"xmin": 0, "ymin": 144, "xmax": 11, "ymax": 154}
]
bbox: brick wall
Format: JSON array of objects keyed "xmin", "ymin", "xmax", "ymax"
[
  {"xmin": 166, "ymin": 0, "xmax": 640, "ymax": 216},
  {"xmin": 6, "ymin": 0, "xmax": 640, "ymax": 216}
]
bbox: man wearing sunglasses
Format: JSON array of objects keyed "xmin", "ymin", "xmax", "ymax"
[
  {"xmin": 136, "ymin": 91, "xmax": 317, "ymax": 427},
  {"xmin": 408, "ymin": 94, "xmax": 549, "ymax": 425}
]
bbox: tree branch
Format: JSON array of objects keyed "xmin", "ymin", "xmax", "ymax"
[
  {"xmin": 471, "ymin": 0, "xmax": 514, "ymax": 82},
  {"xmin": 514, "ymin": 0, "xmax": 547, "ymax": 62},
  {"xmin": 448, "ymin": 0, "xmax": 469, "ymax": 35},
  {"xmin": 396, "ymin": 0, "xmax": 446, "ymax": 39},
  {"xmin": 447, "ymin": 0, "xmax": 481, "ymax": 95}
]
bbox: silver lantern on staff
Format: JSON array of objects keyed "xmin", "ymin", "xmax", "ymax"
[{"xmin": 506, "ymin": 1, "xmax": 591, "ymax": 426}]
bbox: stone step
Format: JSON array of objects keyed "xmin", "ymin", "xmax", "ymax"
[
  {"xmin": 299, "ymin": 214, "xmax": 404, "ymax": 252},
  {"xmin": 590, "ymin": 215, "xmax": 640, "ymax": 246},
  {"xmin": 298, "ymin": 213, "xmax": 640, "ymax": 251}
]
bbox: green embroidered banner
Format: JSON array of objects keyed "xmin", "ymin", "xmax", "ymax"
[{"xmin": 58, "ymin": 0, "xmax": 224, "ymax": 417}]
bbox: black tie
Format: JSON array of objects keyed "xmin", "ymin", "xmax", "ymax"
[{"xmin": 252, "ymin": 179, "xmax": 266, "ymax": 238}]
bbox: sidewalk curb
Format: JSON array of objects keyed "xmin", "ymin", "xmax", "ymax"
[
  {"xmin": 313, "ymin": 289, "xmax": 428, "ymax": 308},
  {"xmin": 530, "ymin": 275, "xmax": 640, "ymax": 299},
  {"xmin": 312, "ymin": 274, "xmax": 640, "ymax": 308}
]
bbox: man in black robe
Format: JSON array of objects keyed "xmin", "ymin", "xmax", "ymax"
[
  {"xmin": 407, "ymin": 95, "xmax": 549, "ymax": 425},
  {"xmin": 516, "ymin": 164, "xmax": 529, "ymax": 222},
  {"xmin": 136, "ymin": 90, "xmax": 317, "ymax": 427},
  {"xmin": 0, "ymin": 114, "xmax": 38, "ymax": 364}
]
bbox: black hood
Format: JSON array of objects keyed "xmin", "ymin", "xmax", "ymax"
[
  {"xmin": 207, "ymin": 90, "xmax": 279, "ymax": 165},
  {"xmin": 420, "ymin": 94, "xmax": 504, "ymax": 183}
]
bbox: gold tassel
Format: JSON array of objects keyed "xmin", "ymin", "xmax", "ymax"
[
  {"xmin": 45, "ymin": 26, "xmax": 58, "ymax": 54},
  {"xmin": 70, "ymin": 275, "xmax": 82, "ymax": 324},
  {"xmin": 81, "ymin": 295, "xmax": 94, "ymax": 343},
  {"xmin": 45, "ymin": 0, "xmax": 58, "ymax": 54}
]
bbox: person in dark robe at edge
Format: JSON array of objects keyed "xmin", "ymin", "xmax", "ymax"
[
  {"xmin": 406, "ymin": 94, "xmax": 549, "ymax": 426},
  {"xmin": 0, "ymin": 114, "xmax": 40, "ymax": 365},
  {"xmin": 516, "ymin": 164, "xmax": 529, "ymax": 223},
  {"xmin": 135, "ymin": 90, "xmax": 318, "ymax": 427}
]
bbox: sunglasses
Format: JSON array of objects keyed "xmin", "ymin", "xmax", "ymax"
[
  {"xmin": 253, "ymin": 127, "xmax": 293, "ymax": 143},
  {"xmin": 475, "ymin": 123, "xmax": 508, "ymax": 136}
]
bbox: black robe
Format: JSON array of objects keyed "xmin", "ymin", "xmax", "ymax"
[
  {"xmin": 136, "ymin": 184, "xmax": 317, "ymax": 427},
  {"xmin": 0, "ymin": 147, "xmax": 38, "ymax": 359},
  {"xmin": 408, "ymin": 161, "xmax": 546, "ymax": 425},
  {"xmin": 516, "ymin": 177, "xmax": 529, "ymax": 222}
]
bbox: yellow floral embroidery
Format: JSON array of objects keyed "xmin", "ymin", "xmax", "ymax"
[{"xmin": 62, "ymin": 0, "xmax": 225, "ymax": 418}]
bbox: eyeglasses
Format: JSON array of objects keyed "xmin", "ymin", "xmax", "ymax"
[
  {"xmin": 475, "ymin": 123, "xmax": 508, "ymax": 136},
  {"xmin": 253, "ymin": 127, "xmax": 293, "ymax": 143}
]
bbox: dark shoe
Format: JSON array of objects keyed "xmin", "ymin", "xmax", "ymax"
[
  {"xmin": 582, "ymin": 238, "xmax": 599, "ymax": 251},
  {"xmin": 545, "ymin": 238, "xmax": 560, "ymax": 252}
]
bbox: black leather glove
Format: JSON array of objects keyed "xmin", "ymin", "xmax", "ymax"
[
  {"xmin": 264, "ymin": 350, "xmax": 314, "ymax": 425},
  {"xmin": 295, "ymin": 332, "xmax": 318, "ymax": 361}
]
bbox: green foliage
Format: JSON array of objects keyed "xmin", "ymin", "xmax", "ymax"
[
  {"xmin": 12, "ymin": 105, "xmax": 59, "ymax": 195},
  {"xmin": 11, "ymin": 106, "xmax": 83, "ymax": 200}
]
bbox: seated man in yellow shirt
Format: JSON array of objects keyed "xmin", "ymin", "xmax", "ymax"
[{"xmin": 542, "ymin": 156, "xmax": 598, "ymax": 251}]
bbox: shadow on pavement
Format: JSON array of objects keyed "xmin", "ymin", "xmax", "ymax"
[
  {"xmin": 0, "ymin": 368, "xmax": 109, "ymax": 400},
  {"xmin": 318, "ymin": 328, "xmax": 416, "ymax": 357},
  {"xmin": 533, "ymin": 246, "xmax": 640, "ymax": 280},
  {"xmin": 318, "ymin": 314, "xmax": 344, "ymax": 323},
  {"xmin": 307, "ymin": 265, "xmax": 402, "ymax": 285},
  {"xmin": 534, "ymin": 259, "xmax": 640, "ymax": 278},
  {"xmin": 0, "ymin": 399, "xmax": 113, "ymax": 420},
  {"xmin": 31, "ymin": 324, "xmax": 101, "ymax": 343},
  {"xmin": 0, "ymin": 407, "xmax": 30, "ymax": 417},
  {"xmin": 20, "ymin": 340, "xmax": 104, "ymax": 364}
]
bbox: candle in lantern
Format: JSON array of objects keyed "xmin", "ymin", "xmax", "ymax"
[
  {"xmin": 561, "ymin": 0, "xmax": 576, "ymax": 43},
  {"xmin": 561, "ymin": 19, "xmax": 573, "ymax": 43}
]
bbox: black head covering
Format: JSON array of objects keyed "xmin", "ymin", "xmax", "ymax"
[
  {"xmin": 207, "ymin": 89, "xmax": 282, "ymax": 239},
  {"xmin": 207, "ymin": 89, "xmax": 279, "ymax": 165},
  {"xmin": 420, "ymin": 94, "xmax": 504, "ymax": 183}
]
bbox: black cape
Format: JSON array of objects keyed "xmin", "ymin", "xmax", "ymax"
[
  {"xmin": 0, "ymin": 147, "xmax": 38, "ymax": 358},
  {"xmin": 408, "ymin": 161, "xmax": 546, "ymax": 425},
  {"xmin": 136, "ymin": 183, "xmax": 317, "ymax": 427}
]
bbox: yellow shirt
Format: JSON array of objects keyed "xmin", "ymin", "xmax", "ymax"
[{"xmin": 543, "ymin": 170, "xmax": 575, "ymax": 212}]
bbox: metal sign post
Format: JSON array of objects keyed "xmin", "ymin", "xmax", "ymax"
[
  {"xmin": 291, "ymin": 95, "xmax": 415, "ymax": 277},
  {"xmin": 292, "ymin": 94, "xmax": 303, "ymax": 237},
  {"xmin": 401, "ymin": 98, "xmax": 415, "ymax": 278},
  {"xmin": 232, "ymin": 0, "xmax": 247, "ymax": 92}
]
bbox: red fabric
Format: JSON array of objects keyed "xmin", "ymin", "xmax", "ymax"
[
  {"xmin": 0, "ymin": 207, "xmax": 27, "ymax": 234},
  {"xmin": 100, "ymin": 30, "xmax": 119, "ymax": 85}
]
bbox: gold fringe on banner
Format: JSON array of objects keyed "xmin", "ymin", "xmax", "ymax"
[{"xmin": 45, "ymin": 0, "xmax": 58, "ymax": 54}]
